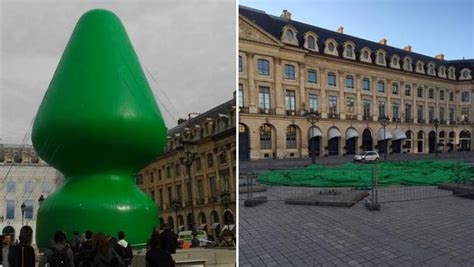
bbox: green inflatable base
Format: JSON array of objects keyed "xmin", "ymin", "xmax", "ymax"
[{"xmin": 36, "ymin": 173, "xmax": 157, "ymax": 248}]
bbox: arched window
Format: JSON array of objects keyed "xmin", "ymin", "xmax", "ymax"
[
  {"xmin": 417, "ymin": 131, "xmax": 424, "ymax": 140},
  {"xmin": 360, "ymin": 47, "xmax": 372, "ymax": 63},
  {"xmin": 344, "ymin": 43, "xmax": 355, "ymax": 59},
  {"xmin": 377, "ymin": 51, "xmax": 385, "ymax": 65},
  {"xmin": 324, "ymin": 39, "xmax": 338, "ymax": 56},
  {"xmin": 286, "ymin": 125, "xmax": 297, "ymax": 149},
  {"xmin": 403, "ymin": 57, "xmax": 412, "ymax": 71},
  {"xmin": 260, "ymin": 124, "xmax": 272, "ymax": 149},
  {"xmin": 286, "ymin": 30, "xmax": 294, "ymax": 41},
  {"xmin": 460, "ymin": 68, "xmax": 472, "ymax": 80},
  {"xmin": 391, "ymin": 55, "xmax": 400, "ymax": 68},
  {"xmin": 448, "ymin": 67, "xmax": 456, "ymax": 79},
  {"xmin": 438, "ymin": 66, "xmax": 446, "ymax": 78},
  {"xmin": 308, "ymin": 36, "xmax": 315, "ymax": 49}
]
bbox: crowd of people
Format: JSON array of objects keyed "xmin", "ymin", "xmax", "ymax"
[{"xmin": 0, "ymin": 223, "xmax": 235, "ymax": 267}]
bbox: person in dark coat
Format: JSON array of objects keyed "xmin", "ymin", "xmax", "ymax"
[
  {"xmin": 78, "ymin": 230, "xmax": 95, "ymax": 267},
  {"xmin": 1, "ymin": 234, "xmax": 16, "ymax": 267},
  {"xmin": 92, "ymin": 233, "xmax": 124, "ymax": 267},
  {"xmin": 146, "ymin": 235, "xmax": 174, "ymax": 267},
  {"xmin": 113, "ymin": 231, "xmax": 133, "ymax": 266},
  {"xmin": 39, "ymin": 231, "xmax": 75, "ymax": 267},
  {"xmin": 14, "ymin": 234, "xmax": 35, "ymax": 267},
  {"xmin": 159, "ymin": 224, "xmax": 177, "ymax": 254}
]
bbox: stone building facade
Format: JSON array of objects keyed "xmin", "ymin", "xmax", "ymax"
[
  {"xmin": 138, "ymin": 96, "xmax": 236, "ymax": 236},
  {"xmin": 0, "ymin": 144, "xmax": 60, "ymax": 243},
  {"xmin": 239, "ymin": 6, "xmax": 473, "ymax": 160}
]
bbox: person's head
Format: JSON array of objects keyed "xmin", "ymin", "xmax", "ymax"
[
  {"xmin": 118, "ymin": 231, "xmax": 125, "ymax": 240},
  {"xmin": 3, "ymin": 234, "xmax": 11, "ymax": 245},
  {"xmin": 148, "ymin": 235, "xmax": 160, "ymax": 249},
  {"xmin": 53, "ymin": 231, "xmax": 67, "ymax": 244},
  {"xmin": 19, "ymin": 234, "xmax": 30, "ymax": 245},
  {"xmin": 85, "ymin": 230, "xmax": 93, "ymax": 240},
  {"xmin": 94, "ymin": 233, "xmax": 109, "ymax": 255}
]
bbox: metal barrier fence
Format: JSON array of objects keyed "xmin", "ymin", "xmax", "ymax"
[{"xmin": 239, "ymin": 164, "xmax": 474, "ymax": 209}]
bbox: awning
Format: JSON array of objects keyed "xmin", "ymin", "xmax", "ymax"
[
  {"xmin": 211, "ymin": 223, "xmax": 220, "ymax": 229},
  {"xmin": 328, "ymin": 128, "xmax": 341, "ymax": 140},
  {"xmin": 309, "ymin": 127, "xmax": 322, "ymax": 138},
  {"xmin": 198, "ymin": 224, "xmax": 207, "ymax": 230},
  {"xmin": 392, "ymin": 128, "xmax": 407, "ymax": 140},
  {"xmin": 377, "ymin": 128, "xmax": 393, "ymax": 141},
  {"xmin": 221, "ymin": 224, "xmax": 235, "ymax": 231},
  {"xmin": 345, "ymin": 128, "xmax": 358, "ymax": 140}
]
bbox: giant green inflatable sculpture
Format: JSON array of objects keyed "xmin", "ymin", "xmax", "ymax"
[{"xmin": 32, "ymin": 9, "xmax": 167, "ymax": 248}]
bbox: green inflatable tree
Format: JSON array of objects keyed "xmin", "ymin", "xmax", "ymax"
[{"xmin": 32, "ymin": 9, "xmax": 167, "ymax": 248}]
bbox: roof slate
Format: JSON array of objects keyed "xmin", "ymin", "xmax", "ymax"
[{"xmin": 240, "ymin": 5, "xmax": 473, "ymax": 81}]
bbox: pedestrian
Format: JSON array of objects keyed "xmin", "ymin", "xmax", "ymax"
[
  {"xmin": 159, "ymin": 224, "xmax": 177, "ymax": 254},
  {"xmin": 39, "ymin": 230, "xmax": 75, "ymax": 267},
  {"xmin": 92, "ymin": 233, "xmax": 124, "ymax": 267},
  {"xmin": 78, "ymin": 230, "xmax": 94, "ymax": 267},
  {"xmin": 114, "ymin": 231, "xmax": 133, "ymax": 266},
  {"xmin": 1, "ymin": 234, "xmax": 16, "ymax": 267},
  {"xmin": 14, "ymin": 234, "xmax": 35, "ymax": 267},
  {"xmin": 146, "ymin": 235, "xmax": 174, "ymax": 267},
  {"xmin": 190, "ymin": 232, "xmax": 200, "ymax": 248},
  {"xmin": 70, "ymin": 230, "xmax": 82, "ymax": 266}
]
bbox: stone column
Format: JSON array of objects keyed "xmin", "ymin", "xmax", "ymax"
[
  {"xmin": 274, "ymin": 58, "xmax": 284, "ymax": 115},
  {"xmin": 299, "ymin": 63, "xmax": 306, "ymax": 114},
  {"xmin": 247, "ymin": 53, "xmax": 257, "ymax": 113}
]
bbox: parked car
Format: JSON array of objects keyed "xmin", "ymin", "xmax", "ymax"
[{"xmin": 354, "ymin": 151, "xmax": 380, "ymax": 162}]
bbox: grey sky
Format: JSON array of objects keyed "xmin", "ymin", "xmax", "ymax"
[{"xmin": 0, "ymin": 0, "xmax": 236, "ymax": 144}]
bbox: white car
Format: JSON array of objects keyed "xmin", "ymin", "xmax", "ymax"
[{"xmin": 354, "ymin": 151, "xmax": 380, "ymax": 162}]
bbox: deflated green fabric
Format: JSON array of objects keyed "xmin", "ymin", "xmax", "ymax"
[{"xmin": 257, "ymin": 160, "xmax": 473, "ymax": 187}]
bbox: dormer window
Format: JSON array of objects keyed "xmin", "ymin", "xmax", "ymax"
[
  {"xmin": 416, "ymin": 61, "xmax": 425, "ymax": 74},
  {"xmin": 324, "ymin": 39, "xmax": 338, "ymax": 56},
  {"xmin": 403, "ymin": 56, "xmax": 413, "ymax": 71},
  {"xmin": 375, "ymin": 50, "xmax": 386, "ymax": 66},
  {"xmin": 343, "ymin": 41, "xmax": 355, "ymax": 59},
  {"xmin": 360, "ymin": 47, "xmax": 372, "ymax": 63},
  {"xmin": 308, "ymin": 36, "xmax": 315, "ymax": 49},
  {"xmin": 427, "ymin": 62, "xmax": 435, "ymax": 76},
  {"xmin": 459, "ymin": 68, "xmax": 472, "ymax": 80},
  {"xmin": 390, "ymin": 55, "xmax": 400, "ymax": 69},
  {"xmin": 448, "ymin": 67, "xmax": 456, "ymax": 80},
  {"xmin": 281, "ymin": 25, "xmax": 298, "ymax": 46},
  {"xmin": 438, "ymin": 66, "xmax": 446, "ymax": 78},
  {"xmin": 304, "ymin": 32, "xmax": 319, "ymax": 51}
]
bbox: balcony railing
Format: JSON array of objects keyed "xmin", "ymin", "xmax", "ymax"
[
  {"xmin": 405, "ymin": 118, "xmax": 414, "ymax": 123},
  {"xmin": 440, "ymin": 120, "xmax": 446, "ymax": 124},
  {"xmin": 196, "ymin": 198, "xmax": 205, "ymax": 205},
  {"xmin": 346, "ymin": 114, "xmax": 357, "ymax": 120},
  {"xmin": 239, "ymin": 107, "xmax": 249, "ymax": 113},
  {"xmin": 418, "ymin": 118, "xmax": 425, "ymax": 123},
  {"xmin": 449, "ymin": 120, "xmax": 457, "ymax": 125},
  {"xmin": 258, "ymin": 108, "xmax": 276, "ymax": 115},
  {"xmin": 328, "ymin": 113, "xmax": 340, "ymax": 119},
  {"xmin": 429, "ymin": 119, "xmax": 434, "ymax": 124},
  {"xmin": 286, "ymin": 110, "xmax": 297, "ymax": 116},
  {"xmin": 392, "ymin": 117, "xmax": 401, "ymax": 123},
  {"xmin": 363, "ymin": 115, "xmax": 372, "ymax": 121}
]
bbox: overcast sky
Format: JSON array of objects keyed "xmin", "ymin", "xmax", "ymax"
[{"xmin": 0, "ymin": 0, "xmax": 236, "ymax": 144}]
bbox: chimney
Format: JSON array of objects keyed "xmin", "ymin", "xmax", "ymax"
[
  {"xmin": 337, "ymin": 26, "xmax": 344, "ymax": 34},
  {"xmin": 435, "ymin": 53, "xmax": 445, "ymax": 60},
  {"xmin": 280, "ymin": 9, "xmax": 291, "ymax": 20},
  {"xmin": 403, "ymin": 45, "xmax": 412, "ymax": 52},
  {"xmin": 177, "ymin": 118, "xmax": 187, "ymax": 125},
  {"xmin": 188, "ymin": 112, "xmax": 200, "ymax": 120},
  {"xmin": 378, "ymin": 38, "xmax": 387, "ymax": 45}
]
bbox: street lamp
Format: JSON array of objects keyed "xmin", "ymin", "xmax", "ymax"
[
  {"xmin": 171, "ymin": 198, "xmax": 182, "ymax": 233},
  {"xmin": 379, "ymin": 116, "xmax": 390, "ymax": 161},
  {"xmin": 176, "ymin": 138, "xmax": 198, "ymax": 233},
  {"xmin": 220, "ymin": 190, "xmax": 231, "ymax": 233},
  {"xmin": 20, "ymin": 202, "xmax": 26, "ymax": 226},
  {"xmin": 305, "ymin": 110, "xmax": 321, "ymax": 164},
  {"xmin": 433, "ymin": 118, "xmax": 439, "ymax": 158}
]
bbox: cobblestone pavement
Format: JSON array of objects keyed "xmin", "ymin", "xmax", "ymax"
[{"xmin": 239, "ymin": 189, "xmax": 474, "ymax": 266}]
